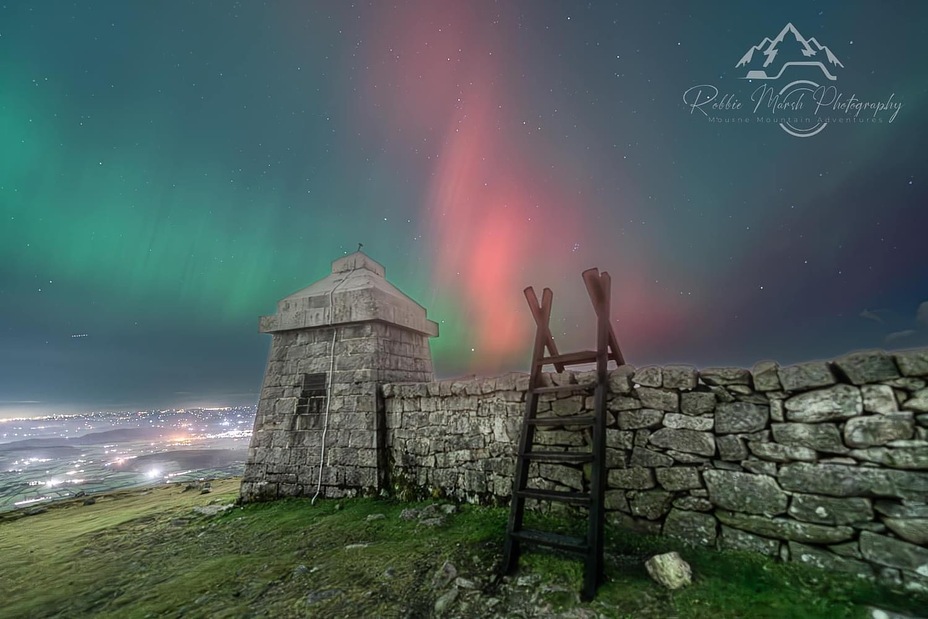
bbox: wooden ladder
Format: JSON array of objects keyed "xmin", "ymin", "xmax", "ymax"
[{"xmin": 502, "ymin": 268, "xmax": 625, "ymax": 601}]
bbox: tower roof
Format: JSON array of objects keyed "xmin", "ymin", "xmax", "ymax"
[{"xmin": 259, "ymin": 251, "xmax": 439, "ymax": 336}]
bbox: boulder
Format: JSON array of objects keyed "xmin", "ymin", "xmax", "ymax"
[
  {"xmin": 771, "ymin": 422, "xmax": 848, "ymax": 454},
  {"xmin": 719, "ymin": 525, "xmax": 780, "ymax": 556},
  {"xmin": 715, "ymin": 402, "xmax": 769, "ymax": 434},
  {"xmin": 663, "ymin": 365, "xmax": 697, "ymax": 390},
  {"xmin": 716, "ymin": 510, "xmax": 854, "ymax": 543},
  {"xmin": 883, "ymin": 518, "xmax": 928, "ymax": 545},
  {"xmin": 834, "ymin": 350, "xmax": 900, "ymax": 385},
  {"xmin": 645, "ymin": 551, "xmax": 692, "ymax": 590},
  {"xmin": 778, "ymin": 361, "xmax": 836, "ymax": 392},
  {"xmin": 748, "ymin": 441, "xmax": 817, "ymax": 462},
  {"xmin": 637, "ymin": 388, "xmax": 679, "ymax": 412},
  {"xmin": 859, "ymin": 531, "xmax": 928, "ymax": 574},
  {"xmin": 752, "ymin": 360, "xmax": 782, "ymax": 392},
  {"xmin": 664, "ymin": 413, "xmax": 713, "ymax": 431},
  {"xmin": 681, "ymin": 391, "xmax": 716, "ymax": 416},
  {"xmin": 778, "ymin": 462, "xmax": 928, "ymax": 500},
  {"xmin": 788, "ymin": 494, "xmax": 873, "ymax": 525},
  {"xmin": 703, "ymin": 469, "xmax": 788, "ymax": 515},
  {"xmin": 903, "ymin": 389, "xmax": 928, "ymax": 413},
  {"xmin": 844, "ymin": 413, "xmax": 915, "ymax": 448},
  {"xmin": 629, "ymin": 490, "xmax": 673, "ymax": 520},
  {"xmin": 787, "ymin": 542, "xmax": 874, "ymax": 578},
  {"xmin": 649, "ymin": 428, "xmax": 716, "ymax": 456},
  {"xmin": 662, "ymin": 509, "xmax": 717, "ymax": 546},
  {"xmin": 634, "ymin": 366, "xmax": 662, "ymax": 387},
  {"xmin": 895, "ymin": 349, "xmax": 928, "ymax": 377},
  {"xmin": 617, "ymin": 408, "xmax": 664, "ymax": 430},
  {"xmin": 785, "ymin": 384, "xmax": 862, "ymax": 423},
  {"xmin": 699, "ymin": 367, "xmax": 751, "ymax": 387},
  {"xmin": 862, "ymin": 385, "xmax": 899, "ymax": 414},
  {"xmin": 655, "ymin": 467, "xmax": 702, "ymax": 491}
]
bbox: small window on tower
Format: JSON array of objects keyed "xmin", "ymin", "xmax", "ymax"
[{"xmin": 294, "ymin": 373, "xmax": 328, "ymax": 430}]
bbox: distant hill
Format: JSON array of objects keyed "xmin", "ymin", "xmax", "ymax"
[{"xmin": 0, "ymin": 427, "xmax": 167, "ymax": 452}]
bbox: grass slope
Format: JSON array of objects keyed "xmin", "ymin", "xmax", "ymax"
[{"xmin": 0, "ymin": 480, "xmax": 924, "ymax": 618}]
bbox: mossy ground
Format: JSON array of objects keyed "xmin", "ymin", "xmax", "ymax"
[{"xmin": 0, "ymin": 480, "xmax": 923, "ymax": 618}]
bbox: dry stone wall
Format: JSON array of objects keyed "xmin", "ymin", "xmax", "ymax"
[{"xmin": 383, "ymin": 348, "xmax": 928, "ymax": 592}]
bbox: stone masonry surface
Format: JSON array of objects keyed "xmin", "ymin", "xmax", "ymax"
[{"xmin": 381, "ymin": 348, "xmax": 928, "ymax": 593}]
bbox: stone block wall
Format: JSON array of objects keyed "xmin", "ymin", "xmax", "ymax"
[
  {"xmin": 241, "ymin": 321, "xmax": 433, "ymax": 501},
  {"xmin": 382, "ymin": 348, "xmax": 928, "ymax": 592}
]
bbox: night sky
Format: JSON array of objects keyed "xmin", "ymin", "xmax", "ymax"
[{"xmin": 2, "ymin": 1, "xmax": 927, "ymax": 418}]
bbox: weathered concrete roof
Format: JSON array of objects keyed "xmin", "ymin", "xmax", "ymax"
[{"xmin": 259, "ymin": 252, "xmax": 439, "ymax": 336}]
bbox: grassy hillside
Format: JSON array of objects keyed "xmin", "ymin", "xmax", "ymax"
[{"xmin": 1, "ymin": 480, "xmax": 924, "ymax": 618}]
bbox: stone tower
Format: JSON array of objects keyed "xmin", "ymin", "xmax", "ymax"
[{"xmin": 240, "ymin": 251, "xmax": 438, "ymax": 501}]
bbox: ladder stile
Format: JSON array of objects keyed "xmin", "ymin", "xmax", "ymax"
[{"xmin": 503, "ymin": 268, "xmax": 625, "ymax": 602}]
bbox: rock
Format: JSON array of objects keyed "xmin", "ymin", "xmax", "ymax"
[
  {"xmin": 883, "ymin": 518, "xmax": 928, "ymax": 545},
  {"xmin": 82, "ymin": 497, "xmax": 96, "ymax": 506},
  {"xmin": 748, "ymin": 441, "xmax": 817, "ymax": 462},
  {"xmin": 859, "ymin": 531, "xmax": 928, "ymax": 574},
  {"xmin": 645, "ymin": 551, "xmax": 692, "ymax": 589},
  {"xmin": 662, "ymin": 509, "xmax": 717, "ymax": 545},
  {"xmin": 609, "ymin": 396, "xmax": 642, "ymax": 412},
  {"xmin": 439, "ymin": 504, "xmax": 458, "ymax": 515},
  {"xmin": 453, "ymin": 577, "xmax": 477, "ymax": 589},
  {"xmin": 399, "ymin": 508, "xmax": 420, "ymax": 521},
  {"xmin": 752, "ymin": 360, "xmax": 782, "ymax": 392},
  {"xmin": 629, "ymin": 447, "xmax": 673, "ymax": 468},
  {"xmin": 634, "ymin": 366, "xmax": 662, "ymax": 387},
  {"xmin": 199, "ymin": 488, "xmax": 212, "ymax": 495},
  {"xmin": 848, "ymin": 446, "xmax": 928, "ymax": 470},
  {"xmin": 844, "ymin": 413, "xmax": 915, "ymax": 448},
  {"xmin": 366, "ymin": 513, "xmax": 386, "ymax": 521},
  {"xmin": 433, "ymin": 588, "xmax": 459, "ymax": 614},
  {"xmin": 788, "ymin": 494, "xmax": 873, "ymax": 525},
  {"xmin": 862, "ymin": 385, "xmax": 899, "ymax": 414},
  {"xmin": 834, "ymin": 350, "xmax": 900, "ymax": 385},
  {"xmin": 656, "ymin": 467, "xmax": 702, "ymax": 491},
  {"xmin": 874, "ymin": 501, "xmax": 928, "ymax": 518},
  {"xmin": 293, "ymin": 564, "xmax": 311, "ymax": 577},
  {"xmin": 703, "ymin": 470, "xmax": 788, "ymax": 515},
  {"xmin": 23, "ymin": 507, "xmax": 47, "ymax": 516},
  {"xmin": 673, "ymin": 496, "xmax": 712, "ymax": 511},
  {"xmin": 421, "ymin": 517, "xmax": 446, "ymax": 527},
  {"xmin": 663, "ymin": 413, "xmax": 713, "ymax": 431},
  {"xmin": 344, "ymin": 543, "xmax": 370, "ymax": 550},
  {"xmin": 431, "ymin": 561, "xmax": 458, "ymax": 588},
  {"xmin": 681, "ymin": 392, "xmax": 716, "ymax": 416},
  {"xmin": 778, "ymin": 462, "xmax": 928, "ymax": 500},
  {"xmin": 608, "ymin": 467, "xmax": 655, "ymax": 490},
  {"xmin": 715, "ymin": 402, "xmax": 769, "ymax": 434},
  {"xmin": 629, "ymin": 490, "xmax": 673, "ymax": 520},
  {"xmin": 716, "ymin": 435, "xmax": 748, "ymax": 461},
  {"xmin": 667, "ymin": 450, "xmax": 711, "ymax": 464},
  {"xmin": 778, "ymin": 361, "xmax": 836, "ymax": 392},
  {"xmin": 771, "ymin": 422, "xmax": 848, "ymax": 454},
  {"xmin": 831, "ymin": 541, "xmax": 862, "ymax": 558},
  {"xmin": 637, "ymin": 388, "xmax": 679, "ymax": 412},
  {"xmin": 895, "ymin": 349, "xmax": 928, "ymax": 377},
  {"xmin": 716, "ymin": 510, "xmax": 854, "ymax": 543},
  {"xmin": 785, "ymin": 385, "xmax": 862, "ymax": 423},
  {"xmin": 606, "ymin": 512, "xmax": 662, "ymax": 536},
  {"xmin": 788, "ymin": 542, "xmax": 875, "ymax": 578},
  {"xmin": 903, "ymin": 389, "xmax": 928, "ymax": 413},
  {"xmin": 699, "ymin": 367, "xmax": 751, "ymax": 387},
  {"xmin": 663, "ymin": 365, "xmax": 697, "ymax": 390},
  {"xmin": 605, "ymin": 490, "xmax": 630, "ymax": 512},
  {"xmin": 649, "ymin": 428, "xmax": 715, "ymax": 456},
  {"xmin": 719, "ymin": 525, "xmax": 780, "ymax": 556},
  {"xmin": 742, "ymin": 460, "xmax": 777, "ymax": 476},
  {"xmin": 617, "ymin": 408, "xmax": 664, "ymax": 430}
]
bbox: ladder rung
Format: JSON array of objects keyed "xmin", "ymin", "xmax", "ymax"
[
  {"xmin": 528, "ymin": 415, "xmax": 596, "ymax": 427},
  {"xmin": 532, "ymin": 382, "xmax": 596, "ymax": 394},
  {"xmin": 517, "ymin": 488, "xmax": 591, "ymax": 505},
  {"xmin": 521, "ymin": 450, "xmax": 594, "ymax": 463},
  {"xmin": 537, "ymin": 351, "xmax": 598, "ymax": 366},
  {"xmin": 510, "ymin": 528, "xmax": 588, "ymax": 553}
]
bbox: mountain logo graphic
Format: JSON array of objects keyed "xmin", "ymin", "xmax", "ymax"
[{"xmin": 736, "ymin": 23, "xmax": 843, "ymax": 81}]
